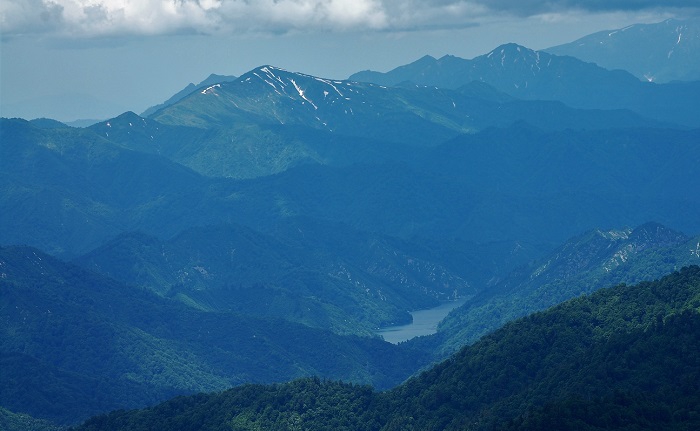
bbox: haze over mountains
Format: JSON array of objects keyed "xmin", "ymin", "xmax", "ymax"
[
  {"xmin": 350, "ymin": 42, "xmax": 700, "ymax": 128},
  {"xmin": 546, "ymin": 18, "xmax": 700, "ymax": 83},
  {"xmin": 140, "ymin": 74, "xmax": 238, "ymax": 118},
  {"xmin": 2, "ymin": 18, "xmax": 700, "ymax": 430}
]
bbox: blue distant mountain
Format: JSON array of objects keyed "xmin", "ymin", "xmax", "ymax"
[
  {"xmin": 350, "ymin": 42, "xmax": 700, "ymax": 127},
  {"xmin": 545, "ymin": 18, "xmax": 700, "ymax": 83},
  {"xmin": 140, "ymin": 73, "xmax": 238, "ymax": 117}
]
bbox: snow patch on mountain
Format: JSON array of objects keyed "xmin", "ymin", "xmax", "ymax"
[
  {"xmin": 201, "ymin": 84, "xmax": 221, "ymax": 95},
  {"xmin": 314, "ymin": 77, "xmax": 344, "ymax": 97},
  {"xmin": 290, "ymin": 78, "xmax": 317, "ymax": 110}
]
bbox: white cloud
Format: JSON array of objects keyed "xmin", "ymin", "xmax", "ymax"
[
  {"xmin": 1, "ymin": 0, "xmax": 697, "ymax": 38},
  {"xmin": 0, "ymin": 0, "xmax": 391, "ymax": 37}
]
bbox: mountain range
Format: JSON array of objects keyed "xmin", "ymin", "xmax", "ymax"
[
  {"xmin": 88, "ymin": 76, "xmax": 667, "ymax": 181},
  {"xmin": 4, "ymin": 117, "xmax": 700, "ymax": 263},
  {"xmin": 350, "ymin": 42, "xmax": 700, "ymax": 128},
  {"xmin": 2, "ymin": 18, "xmax": 700, "ymax": 429}
]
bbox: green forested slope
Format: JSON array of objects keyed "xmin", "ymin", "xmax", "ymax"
[
  {"xmin": 0, "ymin": 118, "xmax": 207, "ymax": 257},
  {"xmin": 0, "ymin": 246, "xmax": 427, "ymax": 426},
  {"xmin": 383, "ymin": 266, "xmax": 700, "ymax": 430},
  {"xmin": 4, "ymin": 117, "xmax": 700, "ymax": 262},
  {"xmin": 0, "ymin": 407, "xmax": 63, "ymax": 431},
  {"xmin": 413, "ymin": 222, "xmax": 700, "ymax": 357},
  {"xmin": 73, "ymin": 266, "xmax": 700, "ymax": 431},
  {"xmin": 73, "ymin": 220, "xmax": 474, "ymax": 336}
]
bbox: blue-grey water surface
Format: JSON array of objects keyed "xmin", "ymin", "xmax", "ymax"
[{"xmin": 377, "ymin": 298, "xmax": 467, "ymax": 344}]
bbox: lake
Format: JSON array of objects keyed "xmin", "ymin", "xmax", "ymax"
[{"xmin": 377, "ymin": 298, "xmax": 467, "ymax": 344}]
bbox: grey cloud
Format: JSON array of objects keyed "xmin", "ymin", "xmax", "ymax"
[
  {"xmin": 1, "ymin": 0, "xmax": 698, "ymax": 39},
  {"xmin": 39, "ymin": 1, "xmax": 64, "ymax": 25},
  {"xmin": 1, "ymin": 0, "xmax": 65, "ymax": 35},
  {"xmin": 1, "ymin": 0, "xmax": 390, "ymax": 37},
  {"xmin": 471, "ymin": 0, "xmax": 700, "ymax": 16},
  {"xmin": 82, "ymin": 4, "xmax": 109, "ymax": 22}
]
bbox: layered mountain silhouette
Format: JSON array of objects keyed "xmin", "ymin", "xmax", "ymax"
[
  {"xmin": 2, "ymin": 22, "xmax": 700, "ymax": 430},
  {"xmin": 4, "ymin": 117, "xmax": 700, "ymax": 259},
  {"xmin": 351, "ymin": 43, "xmax": 700, "ymax": 127}
]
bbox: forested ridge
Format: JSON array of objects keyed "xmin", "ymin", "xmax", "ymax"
[
  {"xmin": 73, "ymin": 266, "xmax": 700, "ymax": 431},
  {"xmin": 0, "ymin": 245, "xmax": 427, "ymax": 426},
  {"xmin": 415, "ymin": 222, "xmax": 700, "ymax": 358}
]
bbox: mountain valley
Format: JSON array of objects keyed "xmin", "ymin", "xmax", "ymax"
[
  {"xmin": 2, "ymin": 17, "xmax": 700, "ymax": 430},
  {"xmin": 73, "ymin": 267, "xmax": 700, "ymax": 431}
]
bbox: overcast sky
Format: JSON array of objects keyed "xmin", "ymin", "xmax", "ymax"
[{"xmin": 2, "ymin": 0, "xmax": 699, "ymax": 122}]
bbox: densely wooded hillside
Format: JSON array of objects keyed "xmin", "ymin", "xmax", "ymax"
[{"xmin": 73, "ymin": 267, "xmax": 700, "ymax": 431}]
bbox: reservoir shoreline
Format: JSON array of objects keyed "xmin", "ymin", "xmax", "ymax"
[{"xmin": 377, "ymin": 298, "xmax": 467, "ymax": 344}]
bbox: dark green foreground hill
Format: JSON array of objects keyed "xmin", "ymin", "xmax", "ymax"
[{"xmin": 74, "ymin": 266, "xmax": 700, "ymax": 431}]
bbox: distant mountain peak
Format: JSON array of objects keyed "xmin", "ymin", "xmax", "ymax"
[
  {"xmin": 545, "ymin": 17, "xmax": 700, "ymax": 83},
  {"xmin": 28, "ymin": 117, "xmax": 70, "ymax": 129},
  {"xmin": 114, "ymin": 110, "xmax": 143, "ymax": 121},
  {"xmin": 141, "ymin": 73, "xmax": 237, "ymax": 117},
  {"xmin": 486, "ymin": 43, "xmax": 535, "ymax": 55},
  {"xmin": 490, "ymin": 42, "xmax": 529, "ymax": 52},
  {"xmin": 97, "ymin": 111, "xmax": 148, "ymax": 128},
  {"xmin": 248, "ymin": 64, "xmax": 290, "ymax": 78},
  {"xmin": 200, "ymin": 73, "xmax": 238, "ymax": 85},
  {"xmin": 235, "ymin": 64, "xmax": 363, "ymax": 113},
  {"xmin": 594, "ymin": 227, "xmax": 632, "ymax": 241},
  {"xmin": 482, "ymin": 43, "xmax": 547, "ymax": 66},
  {"xmin": 156, "ymin": 64, "xmax": 412, "ymax": 134}
]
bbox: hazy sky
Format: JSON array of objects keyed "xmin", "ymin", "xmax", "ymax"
[{"xmin": 2, "ymin": 1, "xmax": 699, "ymax": 122}]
